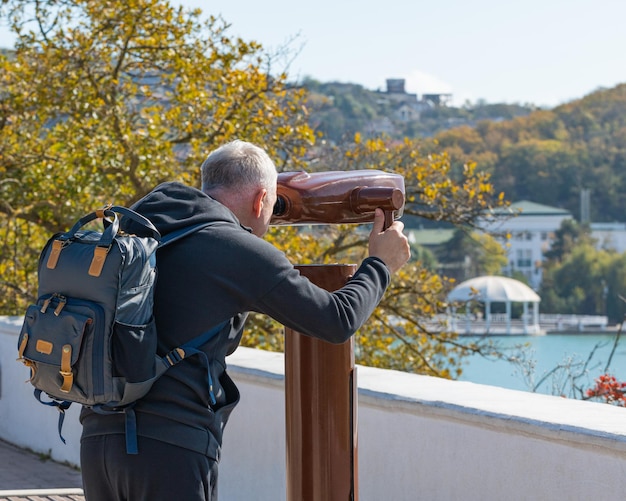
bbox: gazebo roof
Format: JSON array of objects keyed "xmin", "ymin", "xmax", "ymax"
[{"xmin": 447, "ymin": 276, "xmax": 541, "ymax": 303}]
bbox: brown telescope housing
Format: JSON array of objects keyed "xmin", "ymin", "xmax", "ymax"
[{"xmin": 270, "ymin": 170, "xmax": 405, "ymax": 229}]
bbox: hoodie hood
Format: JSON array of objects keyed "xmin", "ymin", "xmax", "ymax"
[{"xmin": 123, "ymin": 182, "xmax": 243, "ymax": 238}]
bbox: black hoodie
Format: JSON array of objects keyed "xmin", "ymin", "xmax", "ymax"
[{"xmin": 81, "ymin": 182, "xmax": 390, "ymax": 459}]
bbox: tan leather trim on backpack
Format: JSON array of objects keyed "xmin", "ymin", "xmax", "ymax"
[
  {"xmin": 59, "ymin": 344, "xmax": 74, "ymax": 393},
  {"xmin": 36, "ymin": 339, "xmax": 53, "ymax": 355},
  {"xmin": 17, "ymin": 332, "xmax": 28, "ymax": 359},
  {"xmin": 88, "ymin": 246, "xmax": 109, "ymax": 277},
  {"xmin": 17, "ymin": 333, "xmax": 37, "ymax": 382},
  {"xmin": 46, "ymin": 240, "xmax": 64, "ymax": 269}
]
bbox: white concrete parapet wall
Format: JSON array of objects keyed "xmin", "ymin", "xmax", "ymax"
[{"xmin": 2, "ymin": 316, "xmax": 626, "ymax": 500}]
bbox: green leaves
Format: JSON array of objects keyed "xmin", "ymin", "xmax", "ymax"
[
  {"xmin": 1, "ymin": 0, "xmax": 507, "ymax": 379},
  {"xmin": 0, "ymin": 0, "xmax": 314, "ymax": 311}
]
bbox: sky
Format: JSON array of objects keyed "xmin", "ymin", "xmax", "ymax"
[{"xmin": 2, "ymin": 0, "xmax": 626, "ymax": 108}]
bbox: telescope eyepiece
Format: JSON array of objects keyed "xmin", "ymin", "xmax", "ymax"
[{"xmin": 273, "ymin": 195, "xmax": 287, "ymax": 216}]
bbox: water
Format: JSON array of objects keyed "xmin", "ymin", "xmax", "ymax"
[{"xmin": 458, "ymin": 332, "xmax": 626, "ymax": 396}]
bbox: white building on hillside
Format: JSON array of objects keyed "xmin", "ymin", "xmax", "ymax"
[
  {"xmin": 479, "ymin": 201, "xmax": 573, "ymax": 290},
  {"xmin": 591, "ymin": 222, "xmax": 626, "ymax": 253}
]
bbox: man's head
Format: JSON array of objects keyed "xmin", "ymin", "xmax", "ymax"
[{"xmin": 201, "ymin": 140, "xmax": 278, "ymax": 237}]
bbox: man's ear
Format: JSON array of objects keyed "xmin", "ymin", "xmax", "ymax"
[{"xmin": 252, "ymin": 188, "xmax": 267, "ymax": 218}]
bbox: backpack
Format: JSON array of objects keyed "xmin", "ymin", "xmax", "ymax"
[{"xmin": 17, "ymin": 205, "xmax": 226, "ymax": 454}]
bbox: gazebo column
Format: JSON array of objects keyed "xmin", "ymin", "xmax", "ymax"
[
  {"xmin": 505, "ymin": 300, "xmax": 511, "ymax": 335},
  {"xmin": 522, "ymin": 302, "xmax": 529, "ymax": 334},
  {"xmin": 485, "ymin": 300, "xmax": 491, "ymax": 333},
  {"xmin": 465, "ymin": 302, "xmax": 471, "ymax": 334},
  {"xmin": 533, "ymin": 302, "xmax": 539, "ymax": 332}
]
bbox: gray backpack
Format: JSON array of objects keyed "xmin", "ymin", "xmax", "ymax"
[{"xmin": 17, "ymin": 205, "xmax": 224, "ymax": 453}]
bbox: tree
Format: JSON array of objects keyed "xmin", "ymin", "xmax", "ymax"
[
  {"xmin": 540, "ymin": 218, "xmax": 626, "ymax": 323},
  {"xmin": 0, "ymin": 0, "xmax": 314, "ymax": 311},
  {"xmin": 431, "ymin": 85, "xmax": 626, "ymax": 223},
  {"xmin": 540, "ymin": 241, "xmax": 626, "ymax": 323},
  {"xmin": 437, "ymin": 228, "xmax": 508, "ymax": 281},
  {"xmin": 0, "ymin": 0, "xmax": 507, "ymax": 378},
  {"xmin": 543, "ymin": 218, "xmax": 592, "ymax": 263}
]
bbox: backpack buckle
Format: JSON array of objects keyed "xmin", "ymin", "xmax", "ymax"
[{"xmin": 165, "ymin": 348, "xmax": 186, "ymax": 366}]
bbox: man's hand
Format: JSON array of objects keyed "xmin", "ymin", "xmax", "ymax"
[{"xmin": 368, "ymin": 208, "xmax": 411, "ymax": 274}]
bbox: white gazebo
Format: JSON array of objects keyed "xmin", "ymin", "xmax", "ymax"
[{"xmin": 446, "ymin": 275, "xmax": 541, "ymax": 335}]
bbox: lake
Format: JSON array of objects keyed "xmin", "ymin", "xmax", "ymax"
[{"xmin": 457, "ymin": 332, "xmax": 626, "ymax": 396}]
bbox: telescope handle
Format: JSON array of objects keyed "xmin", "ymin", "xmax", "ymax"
[
  {"xmin": 350, "ymin": 186, "xmax": 404, "ymax": 231},
  {"xmin": 383, "ymin": 211, "xmax": 394, "ymax": 231}
]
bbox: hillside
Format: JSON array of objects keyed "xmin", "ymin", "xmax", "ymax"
[
  {"xmin": 304, "ymin": 78, "xmax": 626, "ymax": 223},
  {"xmin": 431, "ymin": 84, "xmax": 626, "ymax": 222},
  {"xmin": 302, "ymin": 78, "xmax": 536, "ymax": 143},
  {"xmin": 4, "ymin": 42, "xmax": 621, "ymax": 220}
]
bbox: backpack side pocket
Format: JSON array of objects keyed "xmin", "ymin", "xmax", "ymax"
[
  {"xmin": 112, "ymin": 318, "xmax": 157, "ymax": 383},
  {"xmin": 18, "ymin": 296, "xmax": 105, "ymax": 406}
]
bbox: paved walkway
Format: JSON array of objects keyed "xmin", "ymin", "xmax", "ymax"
[{"xmin": 0, "ymin": 439, "xmax": 84, "ymax": 501}]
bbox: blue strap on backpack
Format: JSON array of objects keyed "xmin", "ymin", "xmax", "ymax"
[
  {"xmin": 121, "ymin": 318, "xmax": 229, "ymax": 454},
  {"xmin": 111, "ymin": 221, "xmax": 230, "ymax": 455}
]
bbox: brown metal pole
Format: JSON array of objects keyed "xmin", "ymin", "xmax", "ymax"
[{"xmin": 285, "ymin": 264, "xmax": 359, "ymax": 501}]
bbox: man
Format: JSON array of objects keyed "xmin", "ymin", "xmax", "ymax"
[{"xmin": 80, "ymin": 140, "xmax": 410, "ymax": 500}]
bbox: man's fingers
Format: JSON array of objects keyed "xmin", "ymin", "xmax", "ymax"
[{"xmin": 372, "ymin": 208, "xmax": 385, "ymax": 234}]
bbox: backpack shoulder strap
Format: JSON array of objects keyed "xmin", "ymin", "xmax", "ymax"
[
  {"xmin": 119, "ymin": 319, "xmax": 230, "ymax": 454},
  {"xmin": 158, "ymin": 222, "xmax": 216, "ymax": 248},
  {"xmin": 160, "ymin": 319, "xmax": 230, "ymax": 398}
]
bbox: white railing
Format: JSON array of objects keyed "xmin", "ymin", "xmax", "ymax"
[
  {"xmin": 443, "ymin": 312, "xmax": 610, "ymax": 335},
  {"xmin": 3, "ymin": 316, "xmax": 626, "ymax": 501},
  {"xmin": 537, "ymin": 313, "xmax": 609, "ymax": 331}
]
